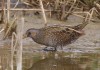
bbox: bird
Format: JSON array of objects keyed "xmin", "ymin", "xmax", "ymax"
[{"xmin": 23, "ymin": 21, "xmax": 88, "ymax": 51}]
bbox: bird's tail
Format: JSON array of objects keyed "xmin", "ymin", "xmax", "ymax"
[
  {"xmin": 73, "ymin": 9, "xmax": 93, "ymax": 30},
  {"xmin": 73, "ymin": 19, "xmax": 89, "ymax": 30}
]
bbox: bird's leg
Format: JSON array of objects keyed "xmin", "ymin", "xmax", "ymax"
[{"xmin": 43, "ymin": 47, "xmax": 57, "ymax": 51}]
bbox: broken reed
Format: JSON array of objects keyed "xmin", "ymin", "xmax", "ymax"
[{"xmin": 16, "ymin": 17, "xmax": 24, "ymax": 70}]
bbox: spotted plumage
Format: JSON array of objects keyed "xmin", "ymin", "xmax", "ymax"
[{"xmin": 24, "ymin": 22, "xmax": 88, "ymax": 51}]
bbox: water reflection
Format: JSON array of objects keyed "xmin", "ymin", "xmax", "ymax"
[{"xmin": 27, "ymin": 52, "xmax": 93, "ymax": 70}]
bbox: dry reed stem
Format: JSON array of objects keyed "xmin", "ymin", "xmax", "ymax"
[
  {"xmin": 0, "ymin": 57, "xmax": 1, "ymax": 69},
  {"xmin": 82, "ymin": 8, "xmax": 94, "ymax": 24},
  {"xmin": 1, "ymin": 0, "xmax": 4, "ymax": 16},
  {"xmin": 14, "ymin": 0, "xmax": 20, "ymax": 8},
  {"xmin": 3, "ymin": 18, "xmax": 17, "ymax": 39},
  {"xmin": 16, "ymin": 17, "xmax": 24, "ymax": 70},
  {"xmin": 95, "ymin": 3, "xmax": 100, "ymax": 9},
  {"xmin": 94, "ymin": 7, "xmax": 99, "ymax": 13},
  {"xmin": 11, "ymin": 32, "xmax": 16, "ymax": 70},
  {"xmin": 11, "ymin": 32, "xmax": 17, "ymax": 70},
  {"xmin": 84, "ymin": 8, "xmax": 94, "ymax": 22},
  {"xmin": 61, "ymin": 1, "xmax": 69, "ymax": 20},
  {"xmin": 84, "ymin": 13, "xmax": 89, "ymax": 22},
  {"xmin": 7, "ymin": 0, "xmax": 10, "ymax": 22},
  {"xmin": 3, "ymin": 5, "xmax": 6, "ymax": 22},
  {"xmin": 72, "ymin": 13, "xmax": 96, "ymax": 21},
  {"xmin": 0, "ymin": 28, "xmax": 4, "ymax": 34},
  {"xmin": 0, "ymin": 8, "xmax": 95, "ymax": 14},
  {"xmin": 0, "ymin": 8, "xmax": 45, "ymax": 11},
  {"xmin": 22, "ymin": 2, "xmax": 33, "ymax": 7},
  {"xmin": 89, "ymin": 8, "xmax": 94, "ymax": 22},
  {"xmin": 72, "ymin": 11, "xmax": 90, "ymax": 21},
  {"xmin": 55, "ymin": 0, "xmax": 59, "ymax": 9},
  {"xmin": 39, "ymin": 0, "xmax": 47, "ymax": 26},
  {"xmin": 83, "ymin": 10, "xmax": 91, "ymax": 22},
  {"xmin": 1, "ymin": 0, "xmax": 4, "ymax": 11},
  {"xmin": 94, "ymin": 7, "xmax": 100, "ymax": 17},
  {"xmin": 66, "ymin": 0, "xmax": 76, "ymax": 16},
  {"xmin": 0, "ymin": 0, "xmax": 5, "ymax": 23}
]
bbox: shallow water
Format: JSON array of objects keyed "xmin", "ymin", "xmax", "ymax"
[
  {"xmin": 0, "ymin": 44, "xmax": 100, "ymax": 70},
  {"xmin": 27, "ymin": 51, "xmax": 100, "ymax": 70}
]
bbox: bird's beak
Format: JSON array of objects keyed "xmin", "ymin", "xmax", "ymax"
[{"xmin": 23, "ymin": 34, "xmax": 27, "ymax": 39}]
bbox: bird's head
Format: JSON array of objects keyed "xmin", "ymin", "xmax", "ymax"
[{"xmin": 23, "ymin": 28, "xmax": 38, "ymax": 39}]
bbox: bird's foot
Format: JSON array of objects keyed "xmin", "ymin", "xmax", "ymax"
[{"xmin": 43, "ymin": 47, "xmax": 57, "ymax": 51}]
